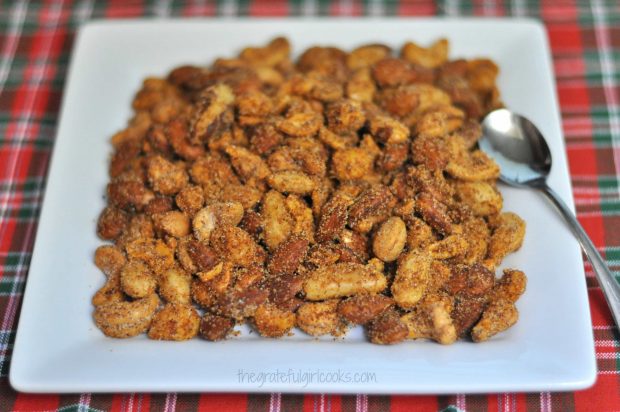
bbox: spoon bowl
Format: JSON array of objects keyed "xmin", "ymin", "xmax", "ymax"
[
  {"xmin": 480, "ymin": 108, "xmax": 552, "ymax": 187},
  {"xmin": 479, "ymin": 108, "xmax": 620, "ymax": 329}
]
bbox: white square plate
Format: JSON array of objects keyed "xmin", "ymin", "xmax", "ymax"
[{"xmin": 10, "ymin": 18, "xmax": 596, "ymax": 394}]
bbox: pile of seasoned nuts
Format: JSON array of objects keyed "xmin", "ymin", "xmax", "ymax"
[{"xmin": 93, "ymin": 37, "xmax": 527, "ymax": 345}]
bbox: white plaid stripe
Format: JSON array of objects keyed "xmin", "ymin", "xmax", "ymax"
[
  {"xmin": 540, "ymin": 392, "xmax": 551, "ymax": 412},
  {"xmin": 153, "ymin": 0, "xmax": 173, "ymax": 17},
  {"xmin": 164, "ymin": 393, "xmax": 177, "ymax": 412},
  {"xmin": 590, "ymin": 0, "xmax": 620, "ymax": 193},
  {"xmin": 301, "ymin": 0, "xmax": 318, "ymax": 17},
  {"xmin": 511, "ymin": 0, "xmax": 526, "ymax": 17},
  {"xmin": 367, "ymin": 0, "xmax": 384, "ymax": 17},
  {"xmin": 269, "ymin": 392, "xmax": 281, "ymax": 412},
  {"xmin": 77, "ymin": 394, "xmax": 92, "ymax": 412},
  {"xmin": 0, "ymin": 0, "xmax": 30, "ymax": 233},
  {"xmin": 73, "ymin": 0, "xmax": 95, "ymax": 24},
  {"xmin": 360, "ymin": 393, "xmax": 369, "ymax": 412},
  {"xmin": 444, "ymin": 0, "xmax": 460, "ymax": 16},
  {"xmin": 220, "ymin": 0, "xmax": 239, "ymax": 17},
  {"xmin": 456, "ymin": 394, "xmax": 466, "ymax": 410},
  {"xmin": 0, "ymin": 0, "xmax": 29, "ymax": 94}
]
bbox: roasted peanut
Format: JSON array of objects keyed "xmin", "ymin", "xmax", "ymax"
[
  {"xmin": 224, "ymin": 145, "xmax": 271, "ymax": 182},
  {"xmin": 471, "ymin": 300, "xmax": 518, "ymax": 342},
  {"xmin": 331, "ymin": 148, "xmax": 376, "ymax": 181},
  {"xmin": 296, "ymin": 300, "xmax": 343, "ymax": 337},
  {"xmin": 240, "ymin": 37, "xmax": 290, "ymax": 67},
  {"xmin": 285, "ymin": 195, "xmax": 315, "ymax": 242},
  {"xmin": 97, "ymin": 207, "xmax": 129, "ymax": 240},
  {"xmin": 346, "ymin": 68, "xmax": 376, "ymax": 102},
  {"xmin": 210, "ymin": 225, "xmax": 264, "ymax": 267},
  {"xmin": 120, "ymin": 260, "xmax": 157, "ymax": 299},
  {"xmin": 94, "ymin": 294, "xmax": 160, "ymax": 338},
  {"xmin": 94, "ymin": 245, "xmax": 126, "ymax": 277},
  {"xmin": 460, "ymin": 216, "xmax": 490, "ymax": 264},
  {"xmin": 276, "ymin": 112, "xmax": 322, "ymax": 137},
  {"xmin": 425, "ymin": 235, "xmax": 468, "ymax": 260},
  {"xmin": 416, "ymin": 110, "xmax": 460, "ymax": 138},
  {"xmin": 107, "ymin": 181, "xmax": 154, "ymax": 212},
  {"xmin": 167, "ymin": 118, "xmax": 205, "ymax": 161},
  {"xmin": 426, "ymin": 299, "xmax": 457, "ymax": 345},
  {"xmin": 219, "ymin": 184, "xmax": 263, "ymax": 210},
  {"xmin": 262, "ymin": 190, "xmax": 293, "ymax": 251},
  {"xmin": 253, "ymin": 303, "xmax": 295, "ymax": 338},
  {"xmin": 153, "ymin": 210, "xmax": 190, "ymax": 238},
  {"xmin": 326, "ymin": 99, "xmax": 366, "ymax": 134},
  {"xmin": 372, "ymin": 58, "xmax": 415, "ymax": 88},
  {"xmin": 148, "ymin": 303, "xmax": 201, "ymax": 341},
  {"xmin": 392, "ymin": 252, "xmax": 431, "ymax": 309},
  {"xmin": 190, "ymin": 83, "xmax": 234, "ymax": 143},
  {"xmin": 190, "ymin": 154, "xmax": 239, "ymax": 188},
  {"xmin": 369, "ymin": 115, "xmax": 410, "ymax": 144},
  {"xmin": 401, "ymin": 38, "xmax": 449, "ymax": 69},
  {"xmin": 250, "ymin": 123, "xmax": 283, "ymax": 154},
  {"xmin": 401, "ymin": 310, "xmax": 432, "ymax": 340},
  {"xmin": 267, "ymin": 170, "xmax": 316, "ymax": 195},
  {"xmin": 455, "ymin": 181, "xmax": 503, "ymax": 216},
  {"xmin": 125, "ymin": 238, "xmax": 174, "ymax": 274},
  {"xmin": 147, "ymin": 155, "xmax": 188, "ymax": 196},
  {"xmin": 372, "ymin": 217, "xmax": 407, "ymax": 262},
  {"xmin": 192, "ymin": 201, "xmax": 244, "ymax": 242},
  {"xmin": 401, "ymin": 294, "xmax": 457, "ymax": 344},
  {"xmin": 367, "ymin": 309, "xmax": 408, "ymax": 344},
  {"xmin": 347, "ymin": 44, "xmax": 391, "ymax": 69},
  {"xmin": 446, "ymin": 150, "xmax": 500, "ymax": 181},
  {"xmin": 303, "ymin": 263, "xmax": 387, "ymax": 300},
  {"xmin": 484, "ymin": 212, "xmax": 526, "ymax": 269},
  {"xmin": 378, "ymin": 143, "xmax": 409, "ymax": 172},
  {"xmin": 159, "ymin": 266, "xmax": 191, "ymax": 304},
  {"xmin": 92, "ymin": 272, "xmax": 125, "ymax": 307},
  {"xmin": 452, "ymin": 296, "xmax": 485, "ymax": 337},
  {"xmin": 406, "ymin": 216, "xmax": 435, "ymax": 249},
  {"xmin": 145, "ymin": 196, "xmax": 174, "ymax": 216},
  {"xmin": 488, "ymin": 269, "xmax": 527, "ymax": 303},
  {"xmin": 200, "ymin": 313, "xmax": 235, "ymax": 341}
]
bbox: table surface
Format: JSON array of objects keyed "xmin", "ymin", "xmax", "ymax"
[{"xmin": 0, "ymin": 1, "xmax": 619, "ymax": 411}]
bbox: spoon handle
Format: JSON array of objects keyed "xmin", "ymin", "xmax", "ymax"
[{"xmin": 539, "ymin": 183, "xmax": 620, "ymax": 328}]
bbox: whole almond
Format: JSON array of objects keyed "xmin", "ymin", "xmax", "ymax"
[{"xmin": 267, "ymin": 237, "xmax": 309, "ymax": 276}]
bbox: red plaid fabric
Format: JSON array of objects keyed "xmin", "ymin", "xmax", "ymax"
[{"xmin": 0, "ymin": 1, "xmax": 618, "ymax": 411}]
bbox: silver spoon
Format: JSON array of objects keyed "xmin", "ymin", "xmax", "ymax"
[{"xmin": 480, "ymin": 108, "xmax": 620, "ymax": 328}]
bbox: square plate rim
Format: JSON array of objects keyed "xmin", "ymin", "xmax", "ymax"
[{"xmin": 10, "ymin": 17, "xmax": 597, "ymax": 394}]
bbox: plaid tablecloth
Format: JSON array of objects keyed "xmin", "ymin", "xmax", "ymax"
[{"xmin": 1, "ymin": 1, "xmax": 619, "ymax": 411}]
